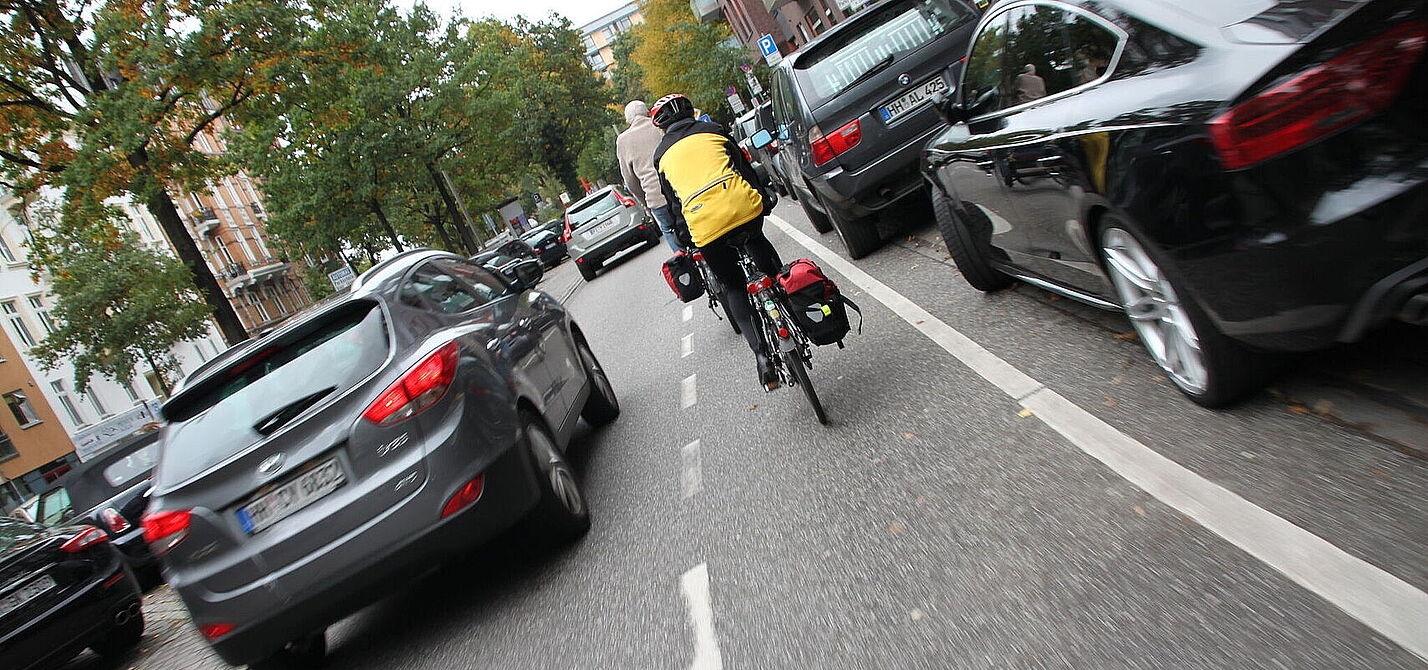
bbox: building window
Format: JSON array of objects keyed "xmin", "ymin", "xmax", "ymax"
[
  {"xmin": 86, "ymin": 388, "xmax": 107, "ymax": 417},
  {"xmin": 0, "ymin": 429, "xmax": 15, "ymax": 461},
  {"xmin": 581, "ymin": 35, "xmax": 596, "ymax": 51},
  {"xmin": 1, "ymin": 302, "xmax": 35, "ymax": 348},
  {"xmin": 26, "ymin": 296, "xmax": 55, "ymax": 335},
  {"xmin": 123, "ymin": 381, "xmax": 141, "ymax": 403},
  {"xmin": 0, "ymin": 233, "xmax": 16, "ymax": 263},
  {"xmin": 144, "ymin": 371, "xmax": 166, "ymax": 399},
  {"xmin": 587, "ymin": 52, "xmax": 607, "ymax": 69},
  {"xmin": 5, "ymin": 391, "xmax": 41, "ymax": 427},
  {"xmin": 50, "ymin": 381, "xmax": 84, "ymax": 424}
]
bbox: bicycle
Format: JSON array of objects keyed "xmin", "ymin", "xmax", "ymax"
[
  {"xmin": 690, "ymin": 251, "xmax": 741, "ymax": 335},
  {"xmin": 730, "ymin": 234, "xmax": 827, "ymax": 425}
]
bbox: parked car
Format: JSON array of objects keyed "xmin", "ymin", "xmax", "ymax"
[
  {"xmin": 922, "ymin": 0, "xmax": 1428, "ymax": 407},
  {"xmin": 0, "ymin": 516, "xmax": 144, "ymax": 670},
  {"xmin": 143, "ymin": 249, "xmax": 619, "ymax": 668},
  {"xmin": 562, "ymin": 185, "xmax": 660, "ymax": 281},
  {"xmin": 471, "ymin": 251, "xmax": 544, "ymax": 287},
  {"xmin": 32, "ymin": 431, "xmax": 162, "ymax": 583},
  {"xmin": 731, "ymin": 103, "xmax": 777, "ymax": 194},
  {"xmin": 769, "ymin": 0, "xmax": 980, "ymax": 258},
  {"xmin": 521, "ymin": 229, "xmax": 568, "ymax": 267}
]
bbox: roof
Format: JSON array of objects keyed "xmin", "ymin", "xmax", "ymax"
[{"xmin": 578, "ymin": 1, "xmax": 640, "ymax": 35}]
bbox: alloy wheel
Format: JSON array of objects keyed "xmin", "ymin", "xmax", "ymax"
[
  {"xmin": 527, "ymin": 425, "xmax": 585, "ymax": 517},
  {"xmin": 1100, "ymin": 228, "xmax": 1209, "ymax": 394},
  {"xmin": 581, "ymin": 343, "xmax": 617, "ymax": 411}
]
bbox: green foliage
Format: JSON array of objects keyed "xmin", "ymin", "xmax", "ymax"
[
  {"xmin": 609, "ymin": 30, "xmax": 650, "ymax": 104},
  {"xmin": 299, "ymin": 261, "xmax": 338, "ymax": 303},
  {"xmin": 577, "ymin": 125, "xmax": 621, "ymax": 186},
  {"xmin": 630, "ymin": 0, "xmax": 754, "ymax": 124},
  {"xmin": 26, "ymin": 202, "xmax": 212, "ymax": 394}
]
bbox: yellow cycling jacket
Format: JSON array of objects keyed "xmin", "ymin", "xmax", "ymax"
[{"xmin": 653, "ymin": 119, "xmax": 768, "ymax": 248}]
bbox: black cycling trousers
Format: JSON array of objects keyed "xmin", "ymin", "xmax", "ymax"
[{"xmin": 699, "ymin": 218, "xmax": 783, "ymax": 355}]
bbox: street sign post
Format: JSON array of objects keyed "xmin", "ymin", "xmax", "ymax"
[
  {"xmin": 727, "ymin": 92, "xmax": 746, "ymax": 115},
  {"xmin": 757, "ymin": 34, "xmax": 780, "ymax": 66},
  {"xmin": 745, "ymin": 72, "xmax": 764, "ymax": 97}
]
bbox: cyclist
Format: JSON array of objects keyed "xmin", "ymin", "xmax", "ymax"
[
  {"xmin": 617, "ymin": 100, "xmax": 681, "ymax": 252},
  {"xmin": 650, "ymin": 93, "xmax": 783, "ymax": 388}
]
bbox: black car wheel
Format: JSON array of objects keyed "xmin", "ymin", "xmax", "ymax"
[
  {"xmin": 248, "ymin": 630, "xmax": 326, "ymax": 670},
  {"xmin": 576, "ymin": 337, "xmax": 619, "ymax": 426},
  {"xmin": 522, "ymin": 413, "xmax": 591, "ymax": 542},
  {"xmin": 1097, "ymin": 217, "xmax": 1261, "ymax": 408},
  {"xmin": 822, "ymin": 195, "xmax": 881, "ymax": 259},
  {"xmin": 90, "ymin": 607, "xmax": 143, "ymax": 658},
  {"xmin": 931, "ymin": 188, "xmax": 1014, "ymax": 292},
  {"xmin": 798, "ymin": 191, "xmax": 833, "ymax": 234},
  {"xmin": 577, "ymin": 260, "xmax": 597, "ymax": 281}
]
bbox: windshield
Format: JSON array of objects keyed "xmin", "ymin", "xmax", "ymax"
[
  {"xmin": 158, "ymin": 302, "xmax": 389, "ymax": 484},
  {"xmin": 566, "ymin": 192, "xmax": 621, "ymax": 230},
  {"xmin": 795, "ymin": 0, "xmax": 973, "ymax": 106}
]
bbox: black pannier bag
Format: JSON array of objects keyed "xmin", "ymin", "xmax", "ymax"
[
  {"xmin": 663, "ymin": 251, "xmax": 706, "ymax": 303},
  {"xmin": 776, "ymin": 259, "xmax": 858, "ymax": 345}
]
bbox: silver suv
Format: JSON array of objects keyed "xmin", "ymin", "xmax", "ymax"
[
  {"xmin": 143, "ymin": 249, "xmax": 619, "ymax": 668},
  {"xmin": 562, "ymin": 185, "xmax": 660, "ymax": 281}
]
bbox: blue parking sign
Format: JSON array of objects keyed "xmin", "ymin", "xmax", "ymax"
[{"xmin": 757, "ymin": 35, "xmax": 777, "ymax": 58}]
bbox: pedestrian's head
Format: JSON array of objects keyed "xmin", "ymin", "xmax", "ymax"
[
  {"xmin": 1023, "ymin": 64, "xmax": 1036, "ymax": 75},
  {"xmin": 650, "ymin": 94, "xmax": 695, "ymax": 129},
  {"xmin": 624, "ymin": 100, "xmax": 649, "ymax": 126}
]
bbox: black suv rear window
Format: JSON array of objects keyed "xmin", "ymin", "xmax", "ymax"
[
  {"xmin": 158, "ymin": 301, "xmax": 388, "ymax": 483},
  {"xmin": 796, "ymin": 0, "xmax": 974, "ymax": 106}
]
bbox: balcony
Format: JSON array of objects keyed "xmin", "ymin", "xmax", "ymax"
[
  {"xmin": 193, "ymin": 208, "xmax": 220, "ymax": 235},
  {"xmin": 222, "ymin": 258, "xmax": 290, "ymax": 292},
  {"xmin": 249, "ymin": 202, "xmax": 265, "ymax": 217},
  {"xmin": 691, "ymin": 0, "xmax": 722, "ymax": 23}
]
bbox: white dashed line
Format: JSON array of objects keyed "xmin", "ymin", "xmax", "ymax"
[
  {"xmin": 681, "ymin": 333, "xmax": 694, "ymax": 358},
  {"xmin": 680, "ymin": 563, "xmax": 723, "ymax": 670},
  {"xmin": 681, "ymin": 440, "xmax": 703, "ymax": 499},
  {"xmin": 768, "ymin": 213, "xmax": 1428, "ymax": 661},
  {"xmin": 681, "ymin": 374, "xmax": 698, "ymax": 409},
  {"xmin": 683, "ymin": 304, "xmax": 694, "ymax": 322}
]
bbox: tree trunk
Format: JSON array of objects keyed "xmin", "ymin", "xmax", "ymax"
[
  {"xmin": 370, "ymin": 199, "xmax": 403, "ymax": 252},
  {"xmin": 128, "ymin": 148, "xmax": 248, "ymax": 345},
  {"xmin": 427, "ymin": 214, "xmax": 456, "ymax": 252},
  {"xmin": 424, "ymin": 162, "xmax": 477, "ymax": 253},
  {"xmin": 143, "ymin": 350, "xmax": 172, "ymax": 397}
]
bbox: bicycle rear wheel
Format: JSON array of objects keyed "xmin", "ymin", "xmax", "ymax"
[{"xmin": 782, "ymin": 350, "xmax": 827, "ymax": 425}]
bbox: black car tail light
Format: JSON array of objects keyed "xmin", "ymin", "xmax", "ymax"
[
  {"xmin": 810, "ymin": 120, "xmax": 862, "ymax": 167},
  {"xmin": 101, "ymin": 507, "xmax": 130, "ymax": 534},
  {"xmin": 1209, "ymin": 21, "xmax": 1427, "ymax": 170},
  {"xmin": 61, "ymin": 526, "xmax": 109, "ymax": 553},
  {"xmin": 142, "ymin": 509, "xmax": 192, "ymax": 555},
  {"xmin": 362, "ymin": 342, "xmax": 459, "ymax": 426}
]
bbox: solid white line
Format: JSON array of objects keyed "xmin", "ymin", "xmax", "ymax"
[
  {"xmin": 681, "ymin": 374, "xmax": 698, "ymax": 409},
  {"xmin": 681, "ymin": 440, "xmax": 703, "ymax": 499},
  {"xmin": 683, "ymin": 304, "xmax": 694, "ymax": 322},
  {"xmin": 681, "ymin": 563, "xmax": 723, "ymax": 670},
  {"xmin": 681, "ymin": 333, "xmax": 693, "ymax": 358},
  {"xmin": 767, "ymin": 214, "xmax": 1428, "ymax": 661}
]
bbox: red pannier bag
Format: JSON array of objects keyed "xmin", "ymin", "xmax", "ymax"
[
  {"xmin": 663, "ymin": 251, "xmax": 706, "ymax": 303},
  {"xmin": 776, "ymin": 258, "xmax": 858, "ymax": 346}
]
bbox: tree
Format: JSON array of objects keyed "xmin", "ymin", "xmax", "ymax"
[
  {"xmin": 25, "ymin": 201, "xmax": 212, "ymax": 395},
  {"xmin": 0, "ymin": 0, "xmax": 305, "ymax": 345},
  {"xmin": 609, "ymin": 30, "xmax": 650, "ymax": 104},
  {"xmin": 629, "ymin": 0, "xmax": 753, "ymax": 122},
  {"xmin": 577, "ymin": 125, "xmax": 621, "ymax": 186}
]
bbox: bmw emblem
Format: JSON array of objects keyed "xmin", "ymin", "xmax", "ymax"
[{"xmin": 898, "ymin": 73, "xmax": 910, "ymax": 86}]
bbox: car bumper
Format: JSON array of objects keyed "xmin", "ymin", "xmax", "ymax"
[
  {"xmin": 572, "ymin": 222, "xmax": 657, "ymax": 265},
  {"xmin": 3, "ymin": 557, "xmax": 141, "ymax": 670},
  {"xmin": 204, "ymin": 441, "xmax": 539, "ymax": 666},
  {"xmin": 810, "ymin": 122, "xmax": 943, "ymax": 220}
]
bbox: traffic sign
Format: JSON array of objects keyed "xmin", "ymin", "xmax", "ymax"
[
  {"xmin": 724, "ymin": 85, "xmax": 738, "ymax": 95},
  {"xmin": 745, "ymin": 72, "xmax": 764, "ymax": 96},
  {"xmin": 757, "ymin": 35, "xmax": 778, "ymax": 58},
  {"xmin": 739, "ymin": 63, "xmax": 752, "ymax": 73},
  {"xmin": 727, "ymin": 93, "xmax": 746, "ymax": 115}
]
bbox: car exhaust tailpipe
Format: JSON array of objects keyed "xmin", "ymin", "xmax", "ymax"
[{"xmin": 1399, "ymin": 292, "xmax": 1428, "ymax": 325}]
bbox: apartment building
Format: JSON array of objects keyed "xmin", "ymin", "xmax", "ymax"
[
  {"xmin": 694, "ymin": 0, "xmax": 849, "ymax": 54},
  {"xmin": 580, "ymin": 2, "xmax": 645, "ymax": 79}
]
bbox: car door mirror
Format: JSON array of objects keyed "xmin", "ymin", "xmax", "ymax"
[
  {"xmin": 750, "ymin": 128, "xmax": 774, "ymax": 150},
  {"xmin": 931, "ymin": 89, "xmax": 966, "ymax": 126},
  {"xmin": 510, "ymin": 259, "xmax": 543, "ymax": 291}
]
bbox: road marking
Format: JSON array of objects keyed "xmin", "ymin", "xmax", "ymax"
[
  {"xmin": 681, "ymin": 563, "xmax": 723, "ymax": 670},
  {"xmin": 767, "ymin": 214, "xmax": 1428, "ymax": 661},
  {"xmin": 681, "ymin": 333, "xmax": 694, "ymax": 358},
  {"xmin": 683, "ymin": 304, "xmax": 694, "ymax": 322},
  {"xmin": 681, "ymin": 440, "xmax": 703, "ymax": 499},
  {"xmin": 682, "ymin": 374, "xmax": 698, "ymax": 409}
]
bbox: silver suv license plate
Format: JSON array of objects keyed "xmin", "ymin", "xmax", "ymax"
[
  {"xmin": 237, "ymin": 459, "xmax": 345, "ymax": 534},
  {"xmin": 878, "ymin": 77, "xmax": 949, "ymax": 123}
]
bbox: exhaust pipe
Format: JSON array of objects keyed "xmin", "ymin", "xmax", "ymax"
[
  {"xmin": 114, "ymin": 602, "xmax": 141, "ymax": 625},
  {"xmin": 1399, "ymin": 293, "xmax": 1428, "ymax": 325}
]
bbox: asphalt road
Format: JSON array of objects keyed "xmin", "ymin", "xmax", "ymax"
[{"xmin": 63, "ymin": 201, "xmax": 1427, "ymax": 669}]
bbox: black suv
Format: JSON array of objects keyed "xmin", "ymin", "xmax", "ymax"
[{"xmin": 769, "ymin": 0, "xmax": 979, "ymax": 258}]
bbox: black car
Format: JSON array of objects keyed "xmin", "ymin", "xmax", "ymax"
[
  {"xmin": 33, "ymin": 431, "xmax": 162, "ymax": 583},
  {"xmin": 0, "ymin": 517, "xmax": 144, "ymax": 670},
  {"xmin": 922, "ymin": 0, "xmax": 1427, "ymax": 406},
  {"xmin": 144, "ymin": 249, "xmax": 615, "ymax": 667},
  {"xmin": 769, "ymin": 0, "xmax": 980, "ymax": 258},
  {"xmin": 471, "ymin": 251, "xmax": 544, "ymax": 286},
  {"xmin": 520, "ymin": 229, "xmax": 568, "ymax": 267}
]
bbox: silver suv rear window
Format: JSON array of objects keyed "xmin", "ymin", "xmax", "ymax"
[
  {"xmin": 567, "ymin": 192, "xmax": 622, "ymax": 231},
  {"xmin": 158, "ymin": 302, "xmax": 388, "ymax": 483}
]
